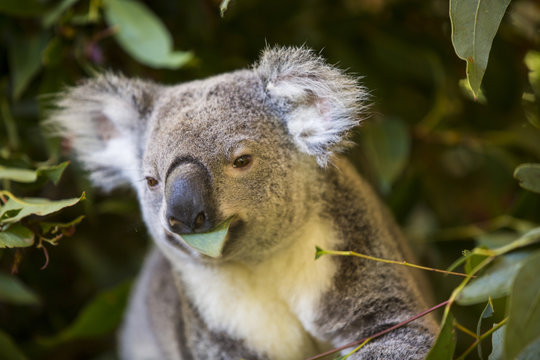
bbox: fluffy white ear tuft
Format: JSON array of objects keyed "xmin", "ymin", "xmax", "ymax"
[
  {"xmin": 46, "ymin": 73, "xmax": 159, "ymax": 191},
  {"xmin": 255, "ymin": 46, "xmax": 368, "ymax": 166}
]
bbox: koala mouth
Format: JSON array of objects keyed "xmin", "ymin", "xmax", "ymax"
[{"xmin": 167, "ymin": 217, "xmax": 236, "ymax": 258}]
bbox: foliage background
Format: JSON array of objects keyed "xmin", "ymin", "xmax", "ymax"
[{"xmin": 1, "ymin": 0, "xmax": 540, "ymax": 359}]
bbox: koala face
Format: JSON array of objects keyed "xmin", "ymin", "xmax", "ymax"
[
  {"xmin": 50, "ymin": 47, "xmax": 366, "ymax": 264},
  {"xmin": 139, "ymin": 72, "xmax": 318, "ymax": 262}
]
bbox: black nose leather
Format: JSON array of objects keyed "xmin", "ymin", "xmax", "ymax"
[{"xmin": 165, "ymin": 162, "xmax": 214, "ymax": 234}]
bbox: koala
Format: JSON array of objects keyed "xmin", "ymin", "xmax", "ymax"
[{"xmin": 49, "ymin": 47, "xmax": 438, "ymax": 359}]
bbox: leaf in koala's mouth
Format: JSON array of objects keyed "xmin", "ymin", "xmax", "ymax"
[{"xmin": 179, "ymin": 217, "xmax": 234, "ymax": 258}]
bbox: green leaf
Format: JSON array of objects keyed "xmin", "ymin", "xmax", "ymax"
[
  {"xmin": 450, "ymin": 0, "xmax": 512, "ymax": 99},
  {"xmin": 0, "ymin": 192, "xmax": 85, "ymax": 224},
  {"xmin": 0, "ymin": 329, "xmax": 27, "ymax": 360},
  {"xmin": 0, "ymin": 272, "xmax": 40, "ymax": 305},
  {"xmin": 477, "ymin": 301, "xmax": 494, "ymax": 360},
  {"xmin": 0, "ymin": 224, "xmax": 34, "ymax": 248},
  {"xmin": 0, "ymin": 166, "xmax": 36, "ymax": 182},
  {"xmin": 8, "ymin": 32, "xmax": 49, "ymax": 99},
  {"xmin": 425, "ymin": 312, "xmax": 456, "ymax": 360},
  {"xmin": 489, "ymin": 323, "xmax": 505, "ymax": 360},
  {"xmin": 314, "ymin": 246, "xmax": 324, "ymax": 260},
  {"xmin": 514, "ymin": 163, "xmax": 540, "ymax": 194},
  {"xmin": 43, "ymin": 0, "xmax": 79, "ymax": 28},
  {"xmin": 220, "ymin": 0, "xmax": 232, "ymax": 17},
  {"xmin": 505, "ymin": 251, "xmax": 540, "ymax": 359},
  {"xmin": 458, "ymin": 251, "xmax": 536, "ymax": 305},
  {"xmin": 465, "ymin": 251, "xmax": 490, "ymax": 275},
  {"xmin": 179, "ymin": 217, "xmax": 234, "ymax": 258},
  {"xmin": 0, "ymin": 162, "xmax": 69, "ymax": 184},
  {"xmin": 524, "ymin": 51, "xmax": 540, "ymax": 99},
  {"xmin": 39, "ymin": 281, "xmax": 131, "ymax": 347},
  {"xmin": 0, "ymin": 0, "xmax": 48, "ymax": 17},
  {"xmin": 40, "ymin": 215, "xmax": 85, "ymax": 236},
  {"xmin": 36, "ymin": 162, "xmax": 70, "ymax": 185},
  {"xmin": 361, "ymin": 117, "xmax": 410, "ymax": 194},
  {"xmin": 104, "ymin": 0, "xmax": 194, "ymax": 69}
]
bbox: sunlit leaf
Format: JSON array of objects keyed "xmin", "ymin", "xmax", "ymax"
[
  {"xmin": 524, "ymin": 51, "xmax": 540, "ymax": 98},
  {"xmin": 220, "ymin": 0, "xmax": 232, "ymax": 17},
  {"xmin": 458, "ymin": 251, "xmax": 536, "ymax": 306},
  {"xmin": 0, "ymin": 272, "xmax": 40, "ymax": 305},
  {"xmin": 38, "ymin": 281, "xmax": 131, "ymax": 346},
  {"xmin": 0, "ymin": 192, "xmax": 85, "ymax": 224},
  {"xmin": 514, "ymin": 163, "xmax": 540, "ymax": 194},
  {"xmin": 0, "ymin": 167, "xmax": 36, "ymax": 182},
  {"xmin": 8, "ymin": 32, "xmax": 49, "ymax": 99},
  {"xmin": 0, "ymin": 162, "xmax": 69, "ymax": 185},
  {"xmin": 0, "ymin": 329, "xmax": 27, "ymax": 360},
  {"xmin": 505, "ymin": 251, "xmax": 540, "ymax": 359},
  {"xmin": 0, "ymin": 224, "xmax": 34, "ymax": 248},
  {"xmin": 450, "ymin": 0, "xmax": 511, "ymax": 99},
  {"xmin": 425, "ymin": 312, "xmax": 456, "ymax": 360},
  {"xmin": 361, "ymin": 117, "xmax": 410, "ymax": 194},
  {"xmin": 104, "ymin": 0, "xmax": 193, "ymax": 69}
]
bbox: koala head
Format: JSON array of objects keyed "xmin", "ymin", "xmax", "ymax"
[{"xmin": 50, "ymin": 47, "xmax": 366, "ymax": 263}]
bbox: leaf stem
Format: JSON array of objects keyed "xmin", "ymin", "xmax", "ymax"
[
  {"xmin": 317, "ymin": 249, "xmax": 471, "ymax": 277},
  {"xmin": 454, "ymin": 320, "xmax": 478, "ymax": 339},
  {"xmin": 305, "ymin": 300, "xmax": 450, "ymax": 360},
  {"xmin": 455, "ymin": 317, "xmax": 508, "ymax": 360}
]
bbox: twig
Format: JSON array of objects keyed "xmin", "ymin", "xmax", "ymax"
[
  {"xmin": 305, "ymin": 300, "xmax": 450, "ymax": 360},
  {"xmin": 316, "ymin": 248, "xmax": 472, "ymax": 278},
  {"xmin": 455, "ymin": 317, "xmax": 508, "ymax": 360}
]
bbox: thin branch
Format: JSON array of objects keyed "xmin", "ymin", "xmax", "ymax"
[
  {"xmin": 305, "ymin": 300, "xmax": 450, "ymax": 360},
  {"xmin": 317, "ymin": 248, "xmax": 472, "ymax": 278},
  {"xmin": 454, "ymin": 320, "xmax": 478, "ymax": 339}
]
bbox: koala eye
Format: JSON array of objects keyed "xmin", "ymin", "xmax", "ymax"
[
  {"xmin": 232, "ymin": 155, "xmax": 252, "ymax": 169},
  {"xmin": 146, "ymin": 176, "xmax": 159, "ymax": 188}
]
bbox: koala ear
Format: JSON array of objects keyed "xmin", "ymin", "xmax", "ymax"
[
  {"xmin": 47, "ymin": 73, "xmax": 159, "ymax": 191},
  {"xmin": 255, "ymin": 47, "xmax": 368, "ymax": 166}
]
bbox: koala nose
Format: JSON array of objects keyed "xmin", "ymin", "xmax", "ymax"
[{"xmin": 165, "ymin": 162, "xmax": 215, "ymax": 234}]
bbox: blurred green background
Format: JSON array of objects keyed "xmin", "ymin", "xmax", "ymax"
[{"xmin": 1, "ymin": 0, "xmax": 540, "ymax": 359}]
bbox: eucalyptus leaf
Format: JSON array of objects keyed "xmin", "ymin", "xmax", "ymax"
[
  {"xmin": 450, "ymin": 0, "xmax": 511, "ymax": 99},
  {"xmin": 505, "ymin": 251, "xmax": 540, "ymax": 360},
  {"xmin": 40, "ymin": 215, "xmax": 85, "ymax": 236},
  {"xmin": 38, "ymin": 281, "xmax": 131, "ymax": 347},
  {"xmin": 0, "ymin": 162, "xmax": 69, "ymax": 184},
  {"xmin": 425, "ymin": 312, "xmax": 456, "ymax": 360},
  {"xmin": 0, "ymin": 166, "xmax": 36, "ymax": 182},
  {"xmin": 0, "ymin": 329, "xmax": 27, "ymax": 360},
  {"xmin": 477, "ymin": 301, "xmax": 494, "ymax": 360},
  {"xmin": 0, "ymin": 272, "xmax": 40, "ymax": 305},
  {"xmin": 489, "ymin": 323, "xmax": 505, "ymax": 360},
  {"xmin": 360, "ymin": 117, "xmax": 410, "ymax": 194},
  {"xmin": 179, "ymin": 217, "xmax": 234, "ymax": 258},
  {"xmin": 220, "ymin": 0, "xmax": 232, "ymax": 17},
  {"xmin": 8, "ymin": 32, "xmax": 49, "ymax": 99},
  {"xmin": 0, "ymin": 192, "xmax": 85, "ymax": 224},
  {"xmin": 458, "ymin": 251, "xmax": 536, "ymax": 306},
  {"xmin": 514, "ymin": 163, "xmax": 540, "ymax": 194},
  {"xmin": 524, "ymin": 51, "xmax": 540, "ymax": 98},
  {"xmin": 104, "ymin": 0, "xmax": 193, "ymax": 69},
  {"xmin": 0, "ymin": 224, "xmax": 34, "ymax": 248}
]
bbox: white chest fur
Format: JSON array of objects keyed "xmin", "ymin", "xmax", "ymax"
[{"xmin": 176, "ymin": 220, "xmax": 339, "ymax": 360}]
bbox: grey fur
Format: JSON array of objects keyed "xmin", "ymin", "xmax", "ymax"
[{"xmin": 48, "ymin": 46, "xmax": 437, "ymax": 359}]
